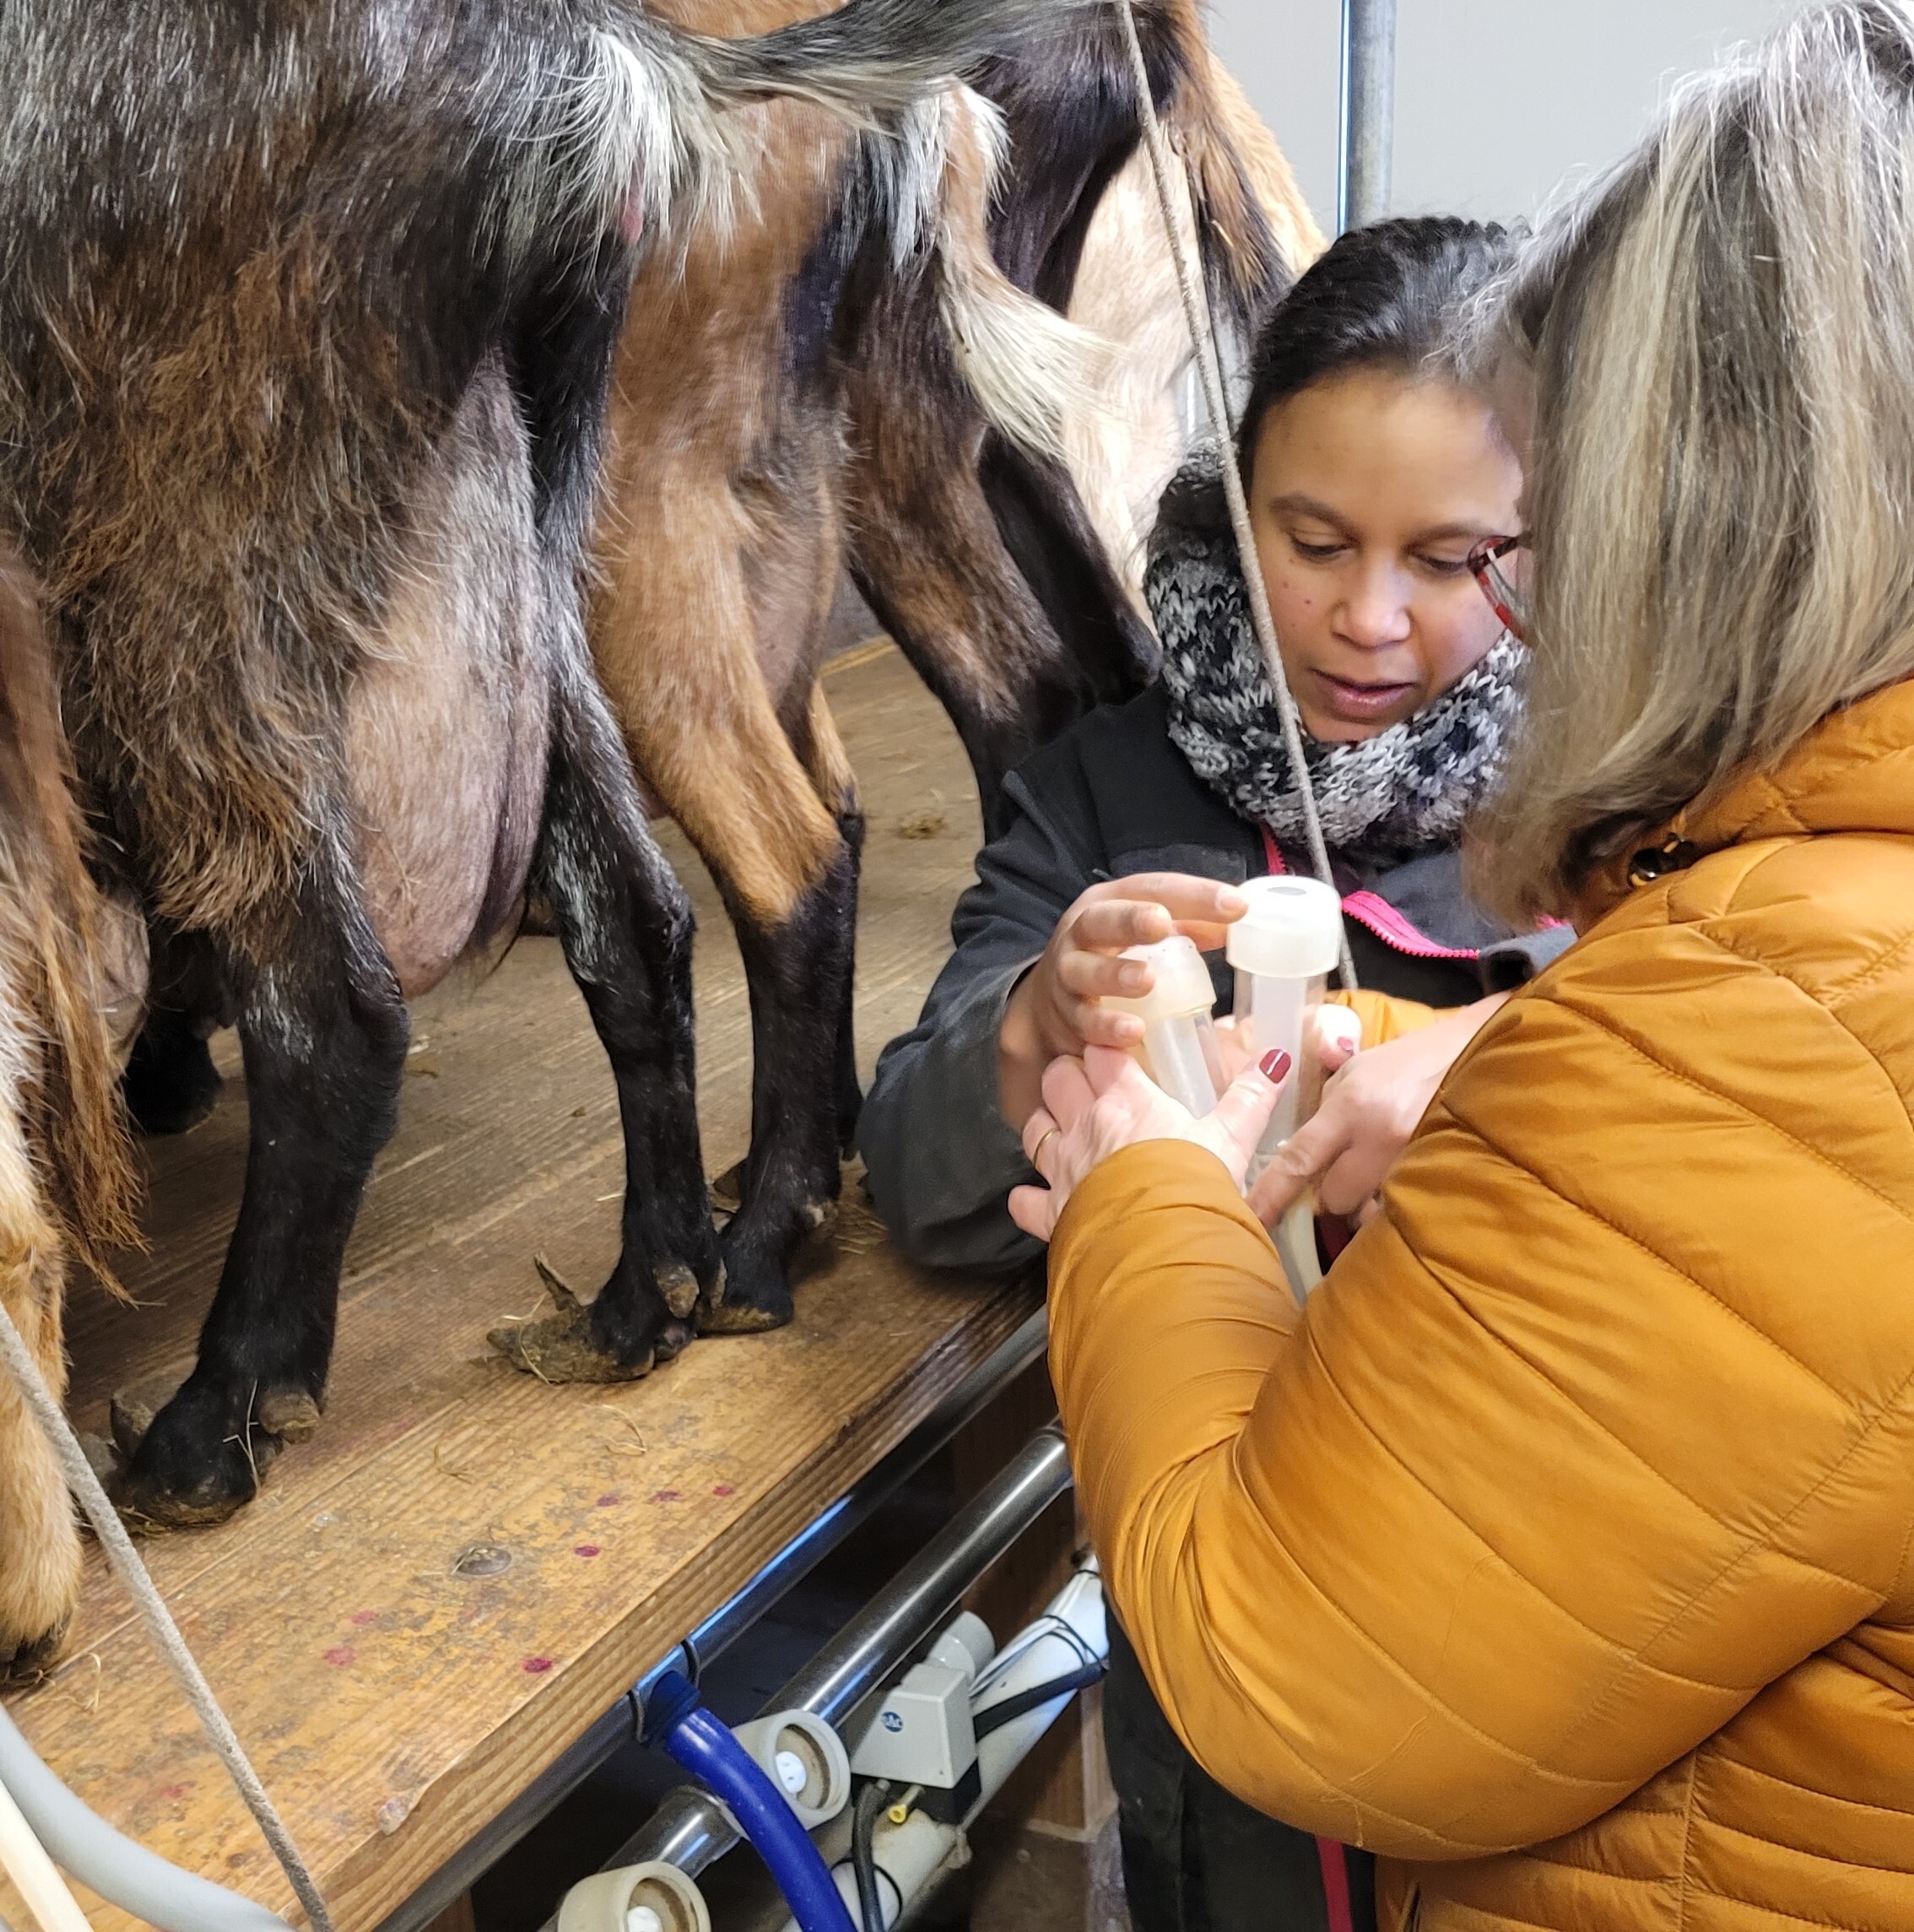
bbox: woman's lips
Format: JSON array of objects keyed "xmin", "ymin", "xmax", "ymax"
[{"xmin": 1307, "ymin": 668, "xmax": 1418, "ymax": 724}]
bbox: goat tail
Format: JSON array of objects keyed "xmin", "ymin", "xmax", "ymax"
[
  {"xmin": 670, "ymin": 0, "xmax": 1086, "ymax": 124},
  {"xmin": 929, "ymin": 87, "xmax": 1109, "ymax": 466},
  {"xmin": 579, "ymin": 0, "xmax": 1088, "ymax": 266}
]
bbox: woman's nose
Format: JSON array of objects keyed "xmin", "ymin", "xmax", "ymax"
[{"xmin": 1333, "ymin": 566, "xmax": 1414, "ymax": 649}]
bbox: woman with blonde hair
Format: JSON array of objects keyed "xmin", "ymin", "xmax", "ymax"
[{"xmin": 1015, "ymin": 3, "xmax": 1914, "ymax": 1925}]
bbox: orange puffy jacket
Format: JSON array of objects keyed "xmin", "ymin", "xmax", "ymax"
[{"xmin": 1048, "ymin": 680, "xmax": 1914, "ymax": 1929}]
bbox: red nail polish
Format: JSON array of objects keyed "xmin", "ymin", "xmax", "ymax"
[{"xmin": 1259, "ymin": 1048, "xmax": 1292, "ymax": 1081}]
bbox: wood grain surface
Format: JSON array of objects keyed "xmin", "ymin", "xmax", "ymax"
[{"xmin": 1, "ymin": 645, "xmax": 1038, "ymax": 1931}]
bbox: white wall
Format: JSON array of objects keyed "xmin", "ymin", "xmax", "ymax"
[{"xmin": 1207, "ymin": 0, "xmax": 1813, "ymax": 231}]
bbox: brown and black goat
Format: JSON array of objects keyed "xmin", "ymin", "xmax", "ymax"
[
  {"xmin": 0, "ymin": 547, "xmax": 142, "ymax": 1679},
  {"xmin": 842, "ymin": 3, "xmax": 1314, "ymax": 817},
  {"xmin": 562, "ymin": 0, "xmax": 1313, "ymax": 1342},
  {"xmin": 0, "ymin": 0, "xmax": 1082, "ymax": 1528}
]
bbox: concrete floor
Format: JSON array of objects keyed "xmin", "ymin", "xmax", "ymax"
[{"xmin": 955, "ymin": 1815, "xmax": 1132, "ymax": 1932}]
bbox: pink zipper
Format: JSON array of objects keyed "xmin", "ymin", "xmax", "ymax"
[
  {"xmin": 1259, "ymin": 827, "xmax": 1481, "ymax": 961},
  {"xmin": 1340, "ymin": 889, "xmax": 1481, "ymax": 961}
]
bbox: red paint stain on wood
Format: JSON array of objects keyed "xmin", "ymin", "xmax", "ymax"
[
  {"xmin": 522, "ymin": 1657, "xmax": 554, "ymax": 1675},
  {"xmin": 574, "ymin": 1545, "xmax": 601, "ymax": 1558},
  {"xmin": 324, "ymin": 1647, "xmax": 356, "ymax": 1668}
]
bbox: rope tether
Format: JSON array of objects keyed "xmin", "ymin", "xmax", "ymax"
[
  {"xmin": 1111, "ymin": 0, "xmax": 1360, "ymax": 991},
  {"xmin": 0, "ymin": 1302, "xmax": 334, "ymax": 1932}
]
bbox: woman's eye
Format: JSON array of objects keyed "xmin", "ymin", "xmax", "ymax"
[
  {"xmin": 1290, "ymin": 537, "xmax": 1344, "ymax": 561},
  {"xmin": 1417, "ymin": 553, "xmax": 1473, "ymax": 577}
]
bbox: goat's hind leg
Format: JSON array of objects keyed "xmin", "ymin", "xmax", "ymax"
[
  {"xmin": 647, "ymin": 669, "xmax": 859, "ymax": 1335},
  {"xmin": 705, "ymin": 698, "xmax": 862, "ymax": 1332},
  {"xmin": 116, "ymin": 890, "xmax": 408, "ymax": 1527},
  {"xmin": 122, "ymin": 925, "xmax": 230, "ymax": 1136},
  {"xmin": 490, "ymin": 672, "xmax": 718, "ymax": 1384}
]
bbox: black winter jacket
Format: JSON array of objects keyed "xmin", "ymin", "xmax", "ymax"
[{"xmin": 858, "ymin": 682, "xmax": 1569, "ymax": 1274}]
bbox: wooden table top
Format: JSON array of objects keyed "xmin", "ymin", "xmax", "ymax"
[{"xmin": 1, "ymin": 641, "xmax": 1035, "ymax": 1931}]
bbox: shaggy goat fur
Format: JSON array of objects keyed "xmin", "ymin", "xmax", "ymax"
[
  {"xmin": 576, "ymin": 0, "xmax": 1309, "ymax": 1334},
  {"xmin": 0, "ymin": 0, "xmax": 1073, "ymax": 1542},
  {"xmin": 1063, "ymin": 60, "xmax": 1325, "ymax": 604},
  {"xmin": 841, "ymin": 0, "xmax": 1307, "ymax": 816},
  {"xmin": 0, "ymin": 546, "xmax": 138, "ymax": 1679}
]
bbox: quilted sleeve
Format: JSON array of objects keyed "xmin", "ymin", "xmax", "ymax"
[{"xmin": 1048, "ymin": 944, "xmax": 1914, "ymax": 1860}]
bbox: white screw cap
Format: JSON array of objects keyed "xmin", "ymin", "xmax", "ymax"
[{"xmin": 1225, "ymin": 876, "xmax": 1344, "ymax": 980}]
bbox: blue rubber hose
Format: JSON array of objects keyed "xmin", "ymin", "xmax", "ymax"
[{"xmin": 644, "ymin": 1671, "xmax": 855, "ymax": 1932}]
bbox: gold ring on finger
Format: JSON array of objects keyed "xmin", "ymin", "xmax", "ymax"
[{"xmin": 1030, "ymin": 1125, "xmax": 1061, "ymax": 1172}]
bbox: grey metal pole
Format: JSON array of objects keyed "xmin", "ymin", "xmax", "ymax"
[
  {"xmin": 1338, "ymin": 0, "xmax": 1398, "ymax": 233},
  {"xmin": 588, "ymin": 1425, "xmax": 1074, "ymax": 1891}
]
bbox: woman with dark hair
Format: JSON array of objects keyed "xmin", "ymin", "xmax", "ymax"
[
  {"xmin": 1007, "ymin": 3, "xmax": 1914, "ymax": 1927},
  {"xmin": 860, "ymin": 218, "xmax": 1562, "ymax": 1930}
]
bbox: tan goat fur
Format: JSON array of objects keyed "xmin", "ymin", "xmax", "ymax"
[{"xmin": 0, "ymin": 549, "xmax": 138, "ymax": 1678}]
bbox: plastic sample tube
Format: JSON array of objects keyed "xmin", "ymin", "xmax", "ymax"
[
  {"xmin": 1100, "ymin": 936, "xmax": 1225, "ymax": 1117},
  {"xmin": 1225, "ymin": 876, "xmax": 1347, "ymax": 1301}
]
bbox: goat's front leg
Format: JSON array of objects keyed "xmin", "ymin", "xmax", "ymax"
[
  {"xmin": 116, "ymin": 894, "xmax": 408, "ymax": 1528},
  {"xmin": 0, "ymin": 1248, "xmax": 80, "ymax": 1680}
]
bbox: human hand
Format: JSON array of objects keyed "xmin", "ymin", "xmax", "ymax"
[
  {"xmin": 1211, "ymin": 1005, "xmax": 1363, "ymax": 1085},
  {"xmin": 998, "ymin": 874, "xmax": 1246, "ymax": 1131},
  {"xmin": 1247, "ymin": 993, "xmax": 1510, "ymax": 1227},
  {"xmin": 1008, "ymin": 1042, "xmax": 1292, "ymax": 1243}
]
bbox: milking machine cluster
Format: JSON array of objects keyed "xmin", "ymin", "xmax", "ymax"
[
  {"xmin": 549, "ymin": 1426, "xmax": 1108, "ymax": 1932},
  {"xmin": 0, "ymin": 1419, "xmax": 1104, "ymax": 1932}
]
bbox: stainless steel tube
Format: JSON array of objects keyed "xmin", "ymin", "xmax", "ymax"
[
  {"xmin": 381, "ymin": 1307, "xmax": 1047, "ymax": 1932},
  {"xmin": 592, "ymin": 1423, "xmax": 1074, "ymax": 1888},
  {"xmin": 637, "ymin": 1310, "xmax": 1052, "ymax": 1705},
  {"xmin": 1338, "ymin": 0, "xmax": 1398, "ymax": 231}
]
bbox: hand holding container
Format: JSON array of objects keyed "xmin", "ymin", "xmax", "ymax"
[
  {"xmin": 1225, "ymin": 876, "xmax": 1346, "ymax": 1301},
  {"xmin": 1100, "ymin": 935, "xmax": 1224, "ymax": 1118}
]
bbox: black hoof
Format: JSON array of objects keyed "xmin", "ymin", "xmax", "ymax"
[
  {"xmin": 123, "ymin": 1020, "xmax": 223, "ymax": 1136},
  {"xmin": 1, "ymin": 1619, "xmax": 68, "ymax": 1687},
  {"xmin": 489, "ymin": 1258, "xmax": 690, "ymax": 1383},
  {"xmin": 699, "ymin": 1244, "xmax": 795, "ymax": 1334},
  {"xmin": 111, "ymin": 1376, "xmax": 298, "ymax": 1530}
]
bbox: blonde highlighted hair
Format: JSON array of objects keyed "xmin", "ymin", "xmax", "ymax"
[{"xmin": 1469, "ymin": 0, "xmax": 1914, "ymax": 921}]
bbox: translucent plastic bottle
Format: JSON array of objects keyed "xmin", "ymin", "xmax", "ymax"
[
  {"xmin": 1101, "ymin": 935, "xmax": 1225, "ymax": 1118},
  {"xmin": 1225, "ymin": 875, "xmax": 1346, "ymax": 1302}
]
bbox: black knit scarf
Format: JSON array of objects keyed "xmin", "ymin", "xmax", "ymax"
[{"xmin": 1147, "ymin": 464, "xmax": 1523, "ymax": 858}]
